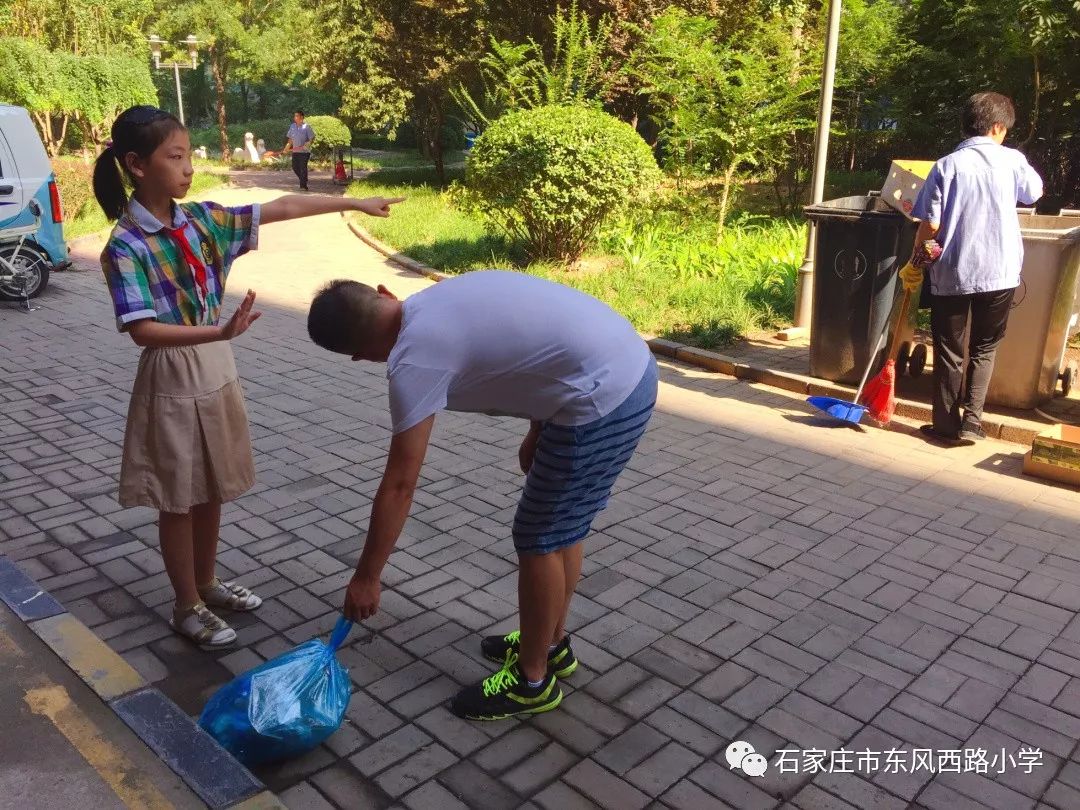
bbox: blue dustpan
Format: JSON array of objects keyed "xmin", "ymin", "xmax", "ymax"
[
  {"xmin": 807, "ymin": 396, "xmax": 866, "ymax": 425},
  {"xmin": 805, "ymin": 316, "xmax": 890, "ymax": 427}
]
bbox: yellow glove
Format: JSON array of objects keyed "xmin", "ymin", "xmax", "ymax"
[{"xmin": 898, "ymin": 262, "xmax": 924, "ymax": 292}]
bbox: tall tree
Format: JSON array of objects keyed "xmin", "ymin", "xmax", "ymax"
[
  {"xmin": 151, "ymin": 0, "xmax": 288, "ymax": 159},
  {"xmin": 886, "ymin": 0, "xmax": 1080, "ymax": 204},
  {"xmin": 297, "ymin": 0, "xmax": 502, "ymax": 181},
  {"xmin": 0, "ymin": 0, "xmax": 153, "ymax": 55}
]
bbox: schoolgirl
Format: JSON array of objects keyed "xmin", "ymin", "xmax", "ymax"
[{"xmin": 93, "ymin": 105, "xmax": 400, "ymax": 646}]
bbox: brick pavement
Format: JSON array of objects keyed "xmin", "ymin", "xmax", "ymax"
[{"xmin": 3, "ymin": 179, "xmax": 1080, "ymax": 809}]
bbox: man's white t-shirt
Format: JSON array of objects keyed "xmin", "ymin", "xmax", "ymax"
[{"xmin": 387, "ymin": 271, "xmax": 651, "ymax": 434}]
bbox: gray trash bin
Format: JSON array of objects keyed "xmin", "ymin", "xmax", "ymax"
[{"xmin": 985, "ymin": 213, "xmax": 1080, "ymax": 409}]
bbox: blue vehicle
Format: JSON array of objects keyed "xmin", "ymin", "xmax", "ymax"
[{"xmin": 0, "ymin": 104, "xmax": 69, "ymax": 301}]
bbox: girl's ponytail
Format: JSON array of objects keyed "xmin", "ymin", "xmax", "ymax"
[
  {"xmin": 92, "ymin": 106, "xmax": 185, "ymax": 221},
  {"xmin": 92, "ymin": 145, "xmax": 128, "ymax": 221}
]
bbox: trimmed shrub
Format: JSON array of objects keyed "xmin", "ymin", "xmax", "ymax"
[
  {"xmin": 304, "ymin": 115, "xmax": 351, "ymax": 158},
  {"xmin": 465, "ymin": 105, "xmax": 660, "ymax": 262}
]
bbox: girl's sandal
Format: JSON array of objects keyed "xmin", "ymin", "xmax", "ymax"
[
  {"xmin": 198, "ymin": 577, "xmax": 263, "ymax": 611},
  {"xmin": 171, "ymin": 602, "xmax": 237, "ymax": 648}
]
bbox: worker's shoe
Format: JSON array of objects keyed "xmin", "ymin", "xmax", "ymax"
[
  {"xmin": 920, "ymin": 424, "xmax": 975, "ymax": 447},
  {"xmin": 450, "ymin": 651, "xmax": 562, "ymax": 721},
  {"xmin": 959, "ymin": 416, "xmax": 987, "ymax": 442},
  {"xmin": 480, "ymin": 630, "xmax": 578, "ymax": 678}
]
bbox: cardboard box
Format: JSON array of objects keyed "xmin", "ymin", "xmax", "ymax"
[
  {"xmin": 1023, "ymin": 424, "xmax": 1080, "ymax": 487},
  {"xmin": 880, "ymin": 160, "xmax": 936, "ymax": 219},
  {"xmin": 1032, "ymin": 424, "xmax": 1080, "ymax": 469}
]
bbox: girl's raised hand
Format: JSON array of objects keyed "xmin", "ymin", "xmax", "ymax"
[
  {"xmin": 355, "ymin": 196, "xmax": 406, "ymax": 218},
  {"xmin": 220, "ymin": 289, "xmax": 262, "ymax": 340}
]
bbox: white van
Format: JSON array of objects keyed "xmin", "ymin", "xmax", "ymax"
[{"xmin": 0, "ymin": 105, "xmax": 68, "ymax": 300}]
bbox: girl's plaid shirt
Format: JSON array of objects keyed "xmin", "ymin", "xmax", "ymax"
[{"xmin": 101, "ymin": 199, "xmax": 260, "ymax": 331}]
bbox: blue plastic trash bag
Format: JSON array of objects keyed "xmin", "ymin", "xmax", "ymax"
[{"xmin": 199, "ymin": 616, "xmax": 352, "ymax": 766}]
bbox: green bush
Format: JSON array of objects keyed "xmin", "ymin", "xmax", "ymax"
[
  {"xmin": 51, "ymin": 157, "xmax": 95, "ymax": 222},
  {"xmin": 304, "ymin": 115, "xmax": 351, "ymax": 158},
  {"xmin": 465, "ymin": 105, "xmax": 660, "ymax": 262}
]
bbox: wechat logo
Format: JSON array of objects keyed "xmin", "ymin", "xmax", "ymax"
[{"xmin": 726, "ymin": 740, "xmax": 769, "ymax": 777}]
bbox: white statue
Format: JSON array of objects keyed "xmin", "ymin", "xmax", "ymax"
[
  {"xmin": 255, "ymin": 138, "xmax": 267, "ymax": 158},
  {"xmin": 194, "ymin": 145, "xmax": 209, "ymax": 160},
  {"xmin": 244, "ymin": 132, "xmax": 260, "ymax": 164},
  {"xmin": 232, "ymin": 147, "xmax": 245, "ymax": 162}
]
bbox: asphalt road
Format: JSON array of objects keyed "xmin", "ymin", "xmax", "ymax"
[{"xmin": 0, "ymin": 601, "xmax": 205, "ymax": 810}]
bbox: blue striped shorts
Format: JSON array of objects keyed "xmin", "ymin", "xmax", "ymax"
[{"xmin": 512, "ymin": 356, "xmax": 658, "ymax": 555}]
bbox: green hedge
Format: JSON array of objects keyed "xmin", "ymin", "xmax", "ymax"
[
  {"xmin": 466, "ymin": 105, "xmax": 660, "ymax": 262},
  {"xmin": 52, "ymin": 157, "xmax": 95, "ymax": 221},
  {"xmin": 190, "ymin": 115, "xmax": 352, "ymax": 158},
  {"xmin": 189, "ymin": 119, "xmax": 285, "ymax": 153}
]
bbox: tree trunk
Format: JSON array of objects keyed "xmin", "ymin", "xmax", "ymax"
[
  {"xmin": 716, "ymin": 161, "xmax": 739, "ymax": 242},
  {"xmin": 210, "ymin": 50, "xmax": 229, "ymax": 160},
  {"xmin": 240, "ymin": 80, "xmax": 249, "ymax": 122},
  {"xmin": 1021, "ymin": 52, "xmax": 1040, "ymax": 149}
]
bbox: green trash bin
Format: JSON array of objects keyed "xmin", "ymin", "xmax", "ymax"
[{"xmin": 804, "ymin": 195, "xmax": 917, "ymax": 384}]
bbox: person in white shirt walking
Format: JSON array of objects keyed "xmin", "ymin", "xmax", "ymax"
[{"xmin": 284, "ymin": 110, "xmax": 316, "ymax": 191}]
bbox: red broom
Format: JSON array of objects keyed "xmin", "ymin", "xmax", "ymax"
[
  {"xmin": 860, "ymin": 288, "xmax": 910, "ymax": 424},
  {"xmin": 860, "ymin": 240, "xmax": 942, "ymax": 425}
]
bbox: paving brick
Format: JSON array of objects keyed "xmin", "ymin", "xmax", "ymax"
[
  {"xmin": 309, "ymin": 762, "xmax": 391, "ymax": 810},
  {"xmin": 561, "ymin": 690, "xmax": 632, "ymax": 737},
  {"xmin": 693, "ymin": 660, "xmax": 755, "ymax": 704},
  {"xmin": 437, "ymin": 760, "xmax": 521, "ymax": 810},
  {"xmin": 352, "ymin": 724, "xmax": 433, "ymax": 778},
  {"xmin": 501, "ymin": 742, "xmax": 577, "ymax": 795},
  {"xmin": 376, "ymin": 743, "xmax": 458, "ymax": 798},
  {"xmin": 563, "ymin": 759, "xmax": 651, "ymax": 810},
  {"xmin": 279, "ymin": 781, "xmax": 337, "ymax": 810},
  {"xmin": 474, "ymin": 727, "xmax": 548, "ymax": 773},
  {"xmin": 834, "ymin": 676, "xmax": 899, "ymax": 723},
  {"xmin": 403, "ymin": 780, "xmax": 469, "ymax": 810},
  {"xmin": 661, "ymin": 778, "xmax": 741, "ymax": 810},
  {"xmin": 532, "ymin": 781, "xmax": 600, "ymax": 810},
  {"xmin": 810, "ymin": 772, "xmax": 907, "ymax": 810},
  {"xmin": 644, "ymin": 706, "xmax": 723, "ymax": 757},
  {"xmin": 686, "ymin": 761, "xmax": 776, "ymax": 810},
  {"xmin": 723, "ymin": 675, "xmax": 791, "ymax": 721},
  {"xmin": 614, "ymin": 676, "xmax": 683, "ymax": 719},
  {"xmin": 594, "ymin": 722, "xmax": 669, "ymax": 775},
  {"xmin": 798, "ymin": 662, "xmax": 863, "ymax": 705},
  {"xmin": 624, "ymin": 741, "xmax": 702, "ymax": 797}
]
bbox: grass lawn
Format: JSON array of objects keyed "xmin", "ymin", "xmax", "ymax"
[
  {"xmin": 346, "ymin": 163, "xmax": 804, "ymax": 348},
  {"xmin": 64, "ymin": 172, "xmax": 227, "ymax": 240}
]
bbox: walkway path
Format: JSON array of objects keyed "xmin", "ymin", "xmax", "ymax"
[{"xmin": 3, "ymin": 179, "xmax": 1080, "ymax": 810}]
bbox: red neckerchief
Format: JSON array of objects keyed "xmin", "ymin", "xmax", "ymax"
[{"xmin": 166, "ymin": 223, "xmax": 209, "ymax": 303}]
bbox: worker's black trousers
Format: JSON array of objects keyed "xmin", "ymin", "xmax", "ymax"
[
  {"xmin": 291, "ymin": 152, "xmax": 310, "ymax": 189},
  {"xmin": 930, "ymin": 287, "xmax": 1015, "ymax": 436}
]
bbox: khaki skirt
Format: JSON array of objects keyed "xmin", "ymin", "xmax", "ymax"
[{"xmin": 119, "ymin": 341, "xmax": 255, "ymax": 513}]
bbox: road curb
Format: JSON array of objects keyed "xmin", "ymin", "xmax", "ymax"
[
  {"xmin": 0, "ymin": 554, "xmax": 282, "ymax": 810},
  {"xmin": 341, "ymin": 217, "xmax": 1044, "ymax": 447}
]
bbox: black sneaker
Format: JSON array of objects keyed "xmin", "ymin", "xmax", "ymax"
[
  {"xmin": 450, "ymin": 651, "xmax": 563, "ymax": 721},
  {"xmin": 480, "ymin": 630, "xmax": 578, "ymax": 678}
]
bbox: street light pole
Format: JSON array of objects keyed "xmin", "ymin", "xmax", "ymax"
[
  {"xmin": 173, "ymin": 64, "xmax": 185, "ymax": 125},
  {"xmin": 148, "ymin": 34, "xmax": 199, "ymax": 127},
  {"xmin": 787, "ymin": 0, "xmax": 843, "ymax": 336}
]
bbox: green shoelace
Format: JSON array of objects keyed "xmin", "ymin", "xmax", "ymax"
[{"xmin": 483, "ymin": 651, "xmax": 520, "ymax": 697}]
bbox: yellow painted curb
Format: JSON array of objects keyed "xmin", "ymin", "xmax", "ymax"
[
  {"xmin": 29, "ymin": 613, "xmax": 145, "ymax": 701},
  {"xmin": 228, "ymin": 790, "xmax": 289, "ymax": 810}
]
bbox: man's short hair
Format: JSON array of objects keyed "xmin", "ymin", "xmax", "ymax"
[
  {"xmin": 962, "ymin": 92, "xmax": 1016, "ymax": 138},
  {"xmin": 295, "ymin": 109, "xmax": 305, "ymax": 118},
  {"xmin": 308, "ymin": 280, "xmax": 382, "ymax": 354}
]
